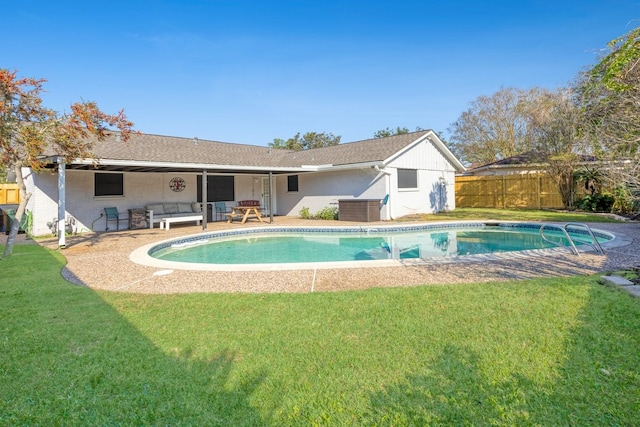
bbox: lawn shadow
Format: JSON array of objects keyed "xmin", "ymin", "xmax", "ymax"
[
  {"xmin": 524, "ymin": 283, "xmax": 640, "ymax": 425},
  {"xmin": 363, "ymin": 345, "xmax": 538, "ymax": 425},
  {"xmin": 364, "ymin": 282, "xmax": 640, "ymax": 425},
  {"xmin": 1, "ymin": 245, "xmax": 266, "ymax": 425}
]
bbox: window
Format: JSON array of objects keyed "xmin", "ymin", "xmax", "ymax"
[
  {"xmin": 197, "ymin": 175, "xmax": 235, "ymax": 202},
  {"xmin": 287, "ymin": 175, "xmax": 299, "ymax": 192},
  {"xmin": 95, "ymin": 173, "xmax": 124, "ymax": 196},
  {"xmin": 397, "ymin": 169, "xmax": 418, "ymax": 189}
]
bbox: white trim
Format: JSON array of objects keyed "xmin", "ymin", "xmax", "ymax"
[
  {"xmin": 384, "ymin": 131, "xmax": 466, "ymax": 173},
  {"xmin": 72, "ymin": 158, "xmax": 318, "ymax": 173},
  {"xmin": 310, "ymin": 161, "xmax": 385, "ymax": 171}
]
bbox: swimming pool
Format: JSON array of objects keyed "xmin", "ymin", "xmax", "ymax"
[{"xmin": 130, "ymin": 222, "xmax": 615, "ymax": 271}]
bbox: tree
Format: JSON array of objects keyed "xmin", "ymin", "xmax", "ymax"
[
  {"xmin": 447, "ymin": 87, "xmax": 553, "ymax": 166},
  {"xmin": 373, "ymin": 127, "xmax": 408, "ymax": 138},
  {"xmin": 373, "ymin": 126, "xmax": 426, "ymax": 138},
  {"xmin": 528, "ymin": 88, "xmax": 586, "ymax": 208},
  {"xmin": 578, "ymin": 26, "xmax": 640, "ymax": 210},
  {"xmin": 0, "ymin": 69, "xmax": 136, "ymax": 258},
  {"xmin": 574, "ymin": 166, "xmax": 605, "ymax": 196},
  {"xmin": 268, "ymin": 131, "xmax": 340, "ymax": 150}
]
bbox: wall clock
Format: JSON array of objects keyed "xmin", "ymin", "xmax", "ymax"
[{"xmin": 169, "ymin": 177, "xmax": 186, "ymax": 192}]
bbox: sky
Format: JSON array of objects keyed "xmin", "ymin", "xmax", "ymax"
[{"xmin": 4, "ymin": 0, "xmax": 639, "ymax": 146}]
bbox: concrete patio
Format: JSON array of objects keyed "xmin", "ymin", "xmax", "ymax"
[{"xmin": 5, "ymin": 217, "xmax": 640, "ymax": 294}]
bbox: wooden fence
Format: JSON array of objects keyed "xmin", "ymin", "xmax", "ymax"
[
  {"xmin": 455, "ymin": 174, "xmax": 582, "ymax": 209},
  {"xmin": 0, "ymin": 183, "xmax": 20, "ymax": 204}
]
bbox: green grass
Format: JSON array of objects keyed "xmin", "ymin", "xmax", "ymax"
[
  {"xmin": 414, "ymin": 207, "xmax": 622, "ymax": 223},
  {"xmin": 2, "ymin": 244, "xmax": 640, "ymax": 425},
  {"xmin": 2, "ymin": 206, "xmax": 638, "ymax": 424}
]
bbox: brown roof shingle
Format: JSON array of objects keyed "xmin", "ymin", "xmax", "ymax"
[{"xmin": 80, "ymin": 130, "xmax": 433, "ymax": 169}]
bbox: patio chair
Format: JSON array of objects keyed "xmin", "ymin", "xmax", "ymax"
[
  {"xmin": 104, "ymin": 207, "xmax": 128, "ymax": 231},
  {"xmin": 214, "ymin": 202, "xmax": 230, "ymax": 221}
]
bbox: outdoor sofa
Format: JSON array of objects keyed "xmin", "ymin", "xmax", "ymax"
[{"xmin": 145, "ymin": 202, "xmax": 203, "ymax": 229}]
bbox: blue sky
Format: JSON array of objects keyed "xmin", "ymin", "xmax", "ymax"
[{"xmin": 4, "ymin": 1, "xmax": 639, "ymax": 145}]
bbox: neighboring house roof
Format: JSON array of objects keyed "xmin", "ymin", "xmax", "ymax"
[
  {"xmin": 464, "ymin": 151, "xmax": 598, "ymax": 175},
  {"xmin": 49, "ymin": 129, "xmax": 465, "ymax": 174}
]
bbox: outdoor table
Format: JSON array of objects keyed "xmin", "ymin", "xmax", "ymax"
[{"xmin": 226, "ymin": 206, "xmax": 264, "ymax": 224}]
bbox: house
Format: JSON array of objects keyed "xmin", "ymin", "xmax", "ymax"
[
  {"xmin": 24, "ymin": 129, "xmax": 465, "ymax": 245},
  {"xmin": 462, "ymin": 151, "xmax": 598, "ymax": 176}
]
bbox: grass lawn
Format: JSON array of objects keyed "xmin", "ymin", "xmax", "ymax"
[
  {"xmin": 2, "ymin": 209, "xmax": 639, "ymax": 425},
  {"xmin": 415, "ymin": 207, "xmax": 623, "ymax": 223}
]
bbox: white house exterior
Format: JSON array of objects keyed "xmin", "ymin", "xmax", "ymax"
[{"xmin": 24, "ymin": 130, "xmax": 465, "ymax": 240}]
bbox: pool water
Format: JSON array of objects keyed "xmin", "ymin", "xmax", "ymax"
[{"xmin": 151, "ymin": 226, "xmax": 605, "ymax": 265}]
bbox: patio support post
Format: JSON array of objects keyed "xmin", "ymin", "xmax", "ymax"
[
  {"xmin": 268, "ymin": 171, "xmax": 273, "ymax": 223},
  {"xmin": 57, "ymin": 158, "xmax": 66, "ymax": 249},
  {"xmin": 202, "ymin": 169, "xmax": 207, "ymax": 230}
]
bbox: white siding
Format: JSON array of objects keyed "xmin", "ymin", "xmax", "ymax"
[
  {"xmin": 384, "ymin": 139, "xmax": 457, "ymax": 218},
  {"xmin": 26, "ymin": 169, "xmax": 58, "ymax": 236},
  {"xmin": 276, "ymin": 168, "xmax": 387, "ymax": 218},
  {"xmin": 29, "ymin": 171, "xmax": 204, "ymax": 234}
]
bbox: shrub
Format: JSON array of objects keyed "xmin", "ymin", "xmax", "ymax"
[
  {"xmin": 314, "ymin": 206, "xmax": 339, "ymax": 220},
  {"xmin": 299, "ymin": 206, "xmax": 339, "ymax": 220},
  {"xmin": 299, "ymin": 207, "xmax": 311, "ymax": 219},
  {"xmin": 612, "ymin": 184, "xmax": 633, "ymax": 214},
  {"xmin": 575, "ymin": 193, "xmax": 615, "ymax": 212}
]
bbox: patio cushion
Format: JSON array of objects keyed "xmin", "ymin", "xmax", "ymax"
[
  {"xmin": 146, "ymin": 203, "xmax": 165, "ymax": 215},
  {"xmin": 164, "ymin": 203, "xmax": 178, "ymax": 214},
  {"xmin": 178, "ymin": 203, "xmax": 193, "ymax": 213},
  {"xmin": 191, "ymin": 202, "xmax": 202, "ymax": 213}
]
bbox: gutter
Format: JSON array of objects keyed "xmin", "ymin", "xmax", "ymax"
[
  {"xmin": 305, "ymin": 161, "xmax": 385, "ymax": 172},
  {"xmin": 69, "ymin": 158, "xmax": 318, "ymax": 173}
]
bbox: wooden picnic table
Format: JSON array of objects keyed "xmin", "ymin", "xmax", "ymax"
[{"xmin": 226, "ymin": 205, "xmax": 264, "ymax": 224}]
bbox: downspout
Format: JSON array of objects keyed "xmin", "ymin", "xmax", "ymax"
[
  {"xmin": 202, "ymin": 169, "xmax": 207, "ymax": 230},
  {"xmin": 268, "ymin": 170, "xmax": 274, "ymax": 224},
  {"xmin": 386, "ymin": 173, "xmax": 394, "ymax": 220},
  {"xmin": 374, "ymin": 165, "xmax": 393, "ymax": 220},
  {"xmin": 57, "ymin": 158, "xmax": 66, "ymax": 249}
]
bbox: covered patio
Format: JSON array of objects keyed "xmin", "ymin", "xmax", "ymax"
[{"xmin": 47, "ymin": 155, "xmax": 307, "ymax": 248}]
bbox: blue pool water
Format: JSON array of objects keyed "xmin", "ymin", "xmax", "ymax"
[{"xmin": 149, "ymin": 223, "xmax": 612, "ymax": 265}]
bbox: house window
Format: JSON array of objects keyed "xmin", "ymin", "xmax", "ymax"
[
  {"xmin": 287, "ymin": 175, "xmax": 299, "ymax": 192},
  {"xmin": 197, "ymin": 175, "xmax": 235, "ymax": 202},
  {"xmin": 95, "ymin": 173, "xmax": 124, "ymax": 196},
  {"xmin": 398, "ymin": 169, "xmax": 418, "ymax": 189}
]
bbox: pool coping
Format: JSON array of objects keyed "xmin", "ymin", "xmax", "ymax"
[{"xmin": 129, "ymin": 220, "xmax": 625, "ymax": 272}]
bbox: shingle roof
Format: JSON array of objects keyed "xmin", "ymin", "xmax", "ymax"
[
  {"xmin": 80, "ymin": 130, "xmax": 432, "ymax": 167},
  {"xmin": 273, "ymin": 130, "xmax": 432, "ymax": 166},
  {"xmin": 58, "ymin": 129, "xmax": 465, "ymax": 173},
  {"xmin": 466, "ymin": 151, "xmax": 599, "ymax": 173},
  {"xmin": 88, "ymin": 133, "xmax": 291, "ymax": 167}
]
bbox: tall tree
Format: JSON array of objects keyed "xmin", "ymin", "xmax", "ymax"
[
  {"xmin": 373, "ymin": 126, "xmax": 413, "ymax": 138},
  {"xmin": 529, "ymin": 89, "xmax": 585, "ymax": 208},
  {"xmin": 578, "ymin": 26, "xmax": 640, "ymax": 209},
  {"xmin": 447, "ymin": 87, "xmax": 551, "ymax": 166},
  {"xmin": 450, "ymin": 85, "xmax": 589, "ymax": 208},
  {"xmin": 269, "ymin": 131, "xmax": 340, "ymax": 150},
  {"xmin": 0, "ymin": 69, "xmax": 136, "ymax": 258}
]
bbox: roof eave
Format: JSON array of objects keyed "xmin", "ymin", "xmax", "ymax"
[
  {"xmin": 69, "ymin": 158, "xmax": 317, "ymax": 173},
  {"xmin": 309, "ymin": 161, "xmax": 385, "ymax": 172},
  {"xmin": 383, "ymin": 131, "xmax": 466, "ymax": 172}
]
